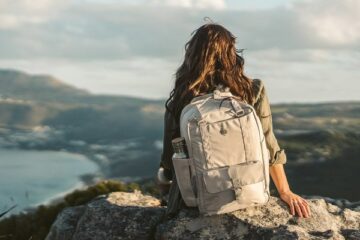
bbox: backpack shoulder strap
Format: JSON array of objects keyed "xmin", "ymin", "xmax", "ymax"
[{"xmin": 252, "ymin": 78, "xmax": 264, "ymax": 105}]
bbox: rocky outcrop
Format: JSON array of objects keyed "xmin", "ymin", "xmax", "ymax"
[
  {"xmin": 45, "ymin": 190, "xmax": 165, "ymax": 240},
  {"xmin": 46, "ymin": 190, "xmax": 360, "ymax": 240},
  {"xmin": 156, "ymin": 197, "xmax": 360, "ymax": 240}
]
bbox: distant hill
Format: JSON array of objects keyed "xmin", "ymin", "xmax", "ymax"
[
  {"xmin": 0, "ymin": 69, "xmax": 162, "ymax": 106},
  {"xmin": 0, "ymin": 68, "xmax": 359, "ymax": 200},
  {"xmin": 0, "ymin": 69, "xmax": 90, "ymax": 102},
  {"xmin": 0, "ymin": 69, "xmax": 165, "ymax": 136}
]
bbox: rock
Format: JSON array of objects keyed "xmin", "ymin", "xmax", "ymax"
[
  {"xmin": 155, "ymin": 197, "xmax": 360, "ymax": 240},
  {"xmin": 46, "ymin": 190, "xmax": 166, "ymax": 240},
  {"xmin": 45, "ymin": 205, "xmax": 86, "ymax": 240},
  {"xmin": 46, "ymin": 191, "xmax": 360, "ymax": 240}
]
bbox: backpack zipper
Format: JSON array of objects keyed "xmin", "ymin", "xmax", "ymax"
[{"xmin": 196, "ymin": 108, "xmax": 253, "ymax": 126}]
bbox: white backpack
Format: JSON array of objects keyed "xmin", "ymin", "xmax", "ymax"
[{"xmin": 172, "ymin": 84, "xmax": 270, "ymax": 216}]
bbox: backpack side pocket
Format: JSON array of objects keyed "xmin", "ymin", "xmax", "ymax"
[{"xmin": 172, "ymin": 157, "xmax": 197, "ymax": 207}]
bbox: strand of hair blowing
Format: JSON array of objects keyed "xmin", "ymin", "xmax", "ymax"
[{"xmin": 165, "ymin": 23, "xmax": 254, "ymax": 135}]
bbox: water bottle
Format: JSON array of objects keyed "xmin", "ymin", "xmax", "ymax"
[
  {"xmin": 157, "ymin": 137, "xmax": 189, "ymax": 206},
  {"xmin": 171, "ymin": 137, "xmax": 189, "ymax": 159},
  {"xmin": 171, "ymin": 137, "xmax": 197, "ymax": 200}
]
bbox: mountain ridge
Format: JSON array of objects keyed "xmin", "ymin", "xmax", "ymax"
[
  {"xmin": 2, "ymin": 68, "xmax": 359, "ymax": 106},
  {"xmin": 0, "ymin": 68, "xmax": 164, "ymax": 104}
]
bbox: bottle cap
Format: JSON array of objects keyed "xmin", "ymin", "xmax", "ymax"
[
  {"xmin": 171, "ymin": 137, "xmax": 185, "ymax": 144},
  {"xmin": 171, "ymin": 137, "xmax": 187, "ymax": 154}
]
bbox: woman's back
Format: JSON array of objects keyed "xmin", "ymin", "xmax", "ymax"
[
  {"xmin": 160, "ymin": 78, "xmax": 287, "ymax": 217},
  {"xmin": 158, "ymin": 22, "xmax": 310, "ymax": 219}
]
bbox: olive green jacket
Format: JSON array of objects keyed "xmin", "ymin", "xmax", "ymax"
[{"xmin": 159, "ymin": 79, "xmax": 287, "ymax": 217}]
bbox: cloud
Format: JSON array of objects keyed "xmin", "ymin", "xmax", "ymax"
[
  {"xmin": 0, "ymin": 0, "xmax": 69, "ymax": 29},
  {"xmin": 293, "ymin": 0, "xmax": 360, "ymax": 46},
  {"xmin": 149, "ymin": 0, "xmax": 226, "ymax": 10},
  {"xmin": 243, "ymin": 48, "xmax": 360, "ymax": 103},
  {"xmin": 0, "ymin": 0, "xmax": 358, "ymax": 61},
  {"xmin": 1, "ymin": 49, "xmax": 359, "ymax": 103},
  {"xmin": 0, "ymin": 0, "xmax": 359, "ymax": 102}
]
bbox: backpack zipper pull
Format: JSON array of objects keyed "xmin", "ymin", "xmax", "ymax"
[{"xmin": 220, "ymin": 122, "xmax": 227, "ymax": 135}]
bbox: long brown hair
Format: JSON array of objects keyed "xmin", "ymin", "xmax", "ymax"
[{"xmin": 165, "ymin": 22, "xmax": 255, "ymax": 126}]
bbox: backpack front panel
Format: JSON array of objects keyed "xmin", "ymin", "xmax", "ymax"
[{"xmin": 178, "ymin": 94, "xmax": 270, "ymax": 215}]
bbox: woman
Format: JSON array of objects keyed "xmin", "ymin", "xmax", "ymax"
[{"xmin": 158, "ymin": 23, "xmax": 311, "ymax": 219}]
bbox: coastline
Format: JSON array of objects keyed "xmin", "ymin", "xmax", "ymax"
[
  {"xmin": 0, "ymin": 148, "xmax": 104, "ymax": 218},
  {"xmin": 32, "ymin": 173, "xmax": 101, "ymax": 208}
]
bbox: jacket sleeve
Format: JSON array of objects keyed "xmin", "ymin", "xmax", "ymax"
[
  {"xmin": 253, "ymin": 80, "xmax": 287, "ymax": 166},
  {"xmin": 159, "ymin": 107, "xmax": 178, "ymax": 179}
]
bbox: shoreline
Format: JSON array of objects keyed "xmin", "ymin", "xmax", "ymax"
[
  {"xmin": 4, "ymin": 173, "xmax": 105, "ymax": 218},
  {"xmin": 0, "ymin": 148, "xmax": 105, "ymax": 218},
  {"xmin": 33, "ymin": 176, "xmax": 94, "ymax": 207}
]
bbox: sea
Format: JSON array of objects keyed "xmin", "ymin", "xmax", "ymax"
[{"xmin": 0, "ymin": 148, "xmax": 99, "ymax": 216}]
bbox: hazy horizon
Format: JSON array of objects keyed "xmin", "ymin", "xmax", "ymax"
[{"xmin": 1, "ymin": 67, "xmax": 360, "ymax": 105}]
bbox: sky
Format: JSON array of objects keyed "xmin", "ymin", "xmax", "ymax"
[{"xmin": 0, "ymin": 0, "xmax": 359, "ymax": 103}]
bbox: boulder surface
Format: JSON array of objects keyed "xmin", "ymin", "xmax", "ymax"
[{"xmin": 46, "ymin": 190, "xmax": 360, "ymax": 240}]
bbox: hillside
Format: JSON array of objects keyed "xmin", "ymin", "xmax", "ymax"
[
  {"xmin": 0, "ymin": 69, "xmax": 164, "ymax": 139},
  {"xmin": 0, "ymin": 69, "xmax": 89, "ymax": 102},
  {"xmin": 0, "ymin": 68, "xmax": 359, "ymax": 201},
  {"xmin": 0, "ymin": 69, "xmax": 162, "ymax": 105}
]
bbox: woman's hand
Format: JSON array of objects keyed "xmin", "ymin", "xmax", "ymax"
[
  {"xmin": 279, "ymin": 190, "xmax": 311, "ymax": 218},
  {"xmin": 269, "ymin": 164, "xmax": 311, "ymax": 218}
]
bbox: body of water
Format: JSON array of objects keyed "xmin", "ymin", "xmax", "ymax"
[{"xmin": 0, "ymin": 149, "xmax": 99, "ymax": 216}]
